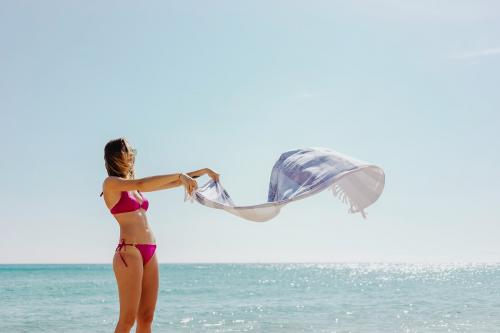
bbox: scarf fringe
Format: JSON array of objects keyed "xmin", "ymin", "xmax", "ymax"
[{"xmin": 330, "ymin": 183, "xmax": 367, "ymax": 219}]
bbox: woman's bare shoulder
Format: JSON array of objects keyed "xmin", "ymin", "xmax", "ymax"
[{"xmin": 103, "ymin": 176, "xmax": 141, "ymax": 191}]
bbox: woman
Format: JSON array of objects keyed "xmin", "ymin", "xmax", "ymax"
[{"xmin": 100, "ymin": 138, "xmax": 219, "ymax": 333}]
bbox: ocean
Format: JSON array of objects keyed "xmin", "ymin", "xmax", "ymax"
[{"xmin": 1, "ymin": 263, "xmax": 499, "ymax": 332}]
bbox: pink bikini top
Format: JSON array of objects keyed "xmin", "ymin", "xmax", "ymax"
[{"xmin": 110, "ymin": 191, "xmax": 149, "ymax": 215}]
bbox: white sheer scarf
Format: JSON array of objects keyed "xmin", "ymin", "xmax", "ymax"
[{"xmin": 184, "ymin": 147, "xmax": 385, "ymax": 222}]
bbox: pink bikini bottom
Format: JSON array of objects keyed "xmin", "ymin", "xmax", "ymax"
[{"xmin": 115, "ymin": 238, "xmax": 156, "ymax": 267}]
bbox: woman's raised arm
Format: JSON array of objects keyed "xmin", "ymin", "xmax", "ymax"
[
  {"xmin": 103, "ymin": 173, "xmax": 181, "ymax": 193},
  {"xmin": 101, "ymin": 168, "xmax": 215, "ymax": 196}
]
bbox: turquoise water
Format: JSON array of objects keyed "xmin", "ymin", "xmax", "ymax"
[{"xmin": 1, "ymin": 263, "xmax": 499, "ymax": 332}]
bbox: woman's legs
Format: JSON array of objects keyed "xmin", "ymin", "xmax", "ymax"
[
  {"xmin": 136, "ymin": 253, "xmax": 159, "ymax": 333},
  {"xmin": 113, "ymin": 249, "xmax": 143, "ymax": 333}
]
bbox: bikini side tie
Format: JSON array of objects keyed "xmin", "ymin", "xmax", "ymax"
[{"xmin": 115, "ymin": 238, "xmax": 129, "ymax": 267}]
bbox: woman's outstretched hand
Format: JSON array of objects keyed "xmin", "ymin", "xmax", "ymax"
[
  {"xmin": 180, "ymin": 173, "xmax": 198, "ymax": 195},
  {"xmin": 205, "ymin": 168, "xmax": 220, "ymax": 182}
]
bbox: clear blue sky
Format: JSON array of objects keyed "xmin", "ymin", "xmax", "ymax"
[{"xmin": 1, "ymin": 1, "xmax": 499, "ymax": 263}]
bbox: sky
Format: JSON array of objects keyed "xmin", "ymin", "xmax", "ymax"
[{"xmin": 1, "ymin": 1, "xmax": 499, "ymax": 263}]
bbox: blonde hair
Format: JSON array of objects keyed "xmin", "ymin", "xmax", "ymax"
[{"xmin": 100, "ymin": 137, "xmax": 136, "ymax": 196}]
